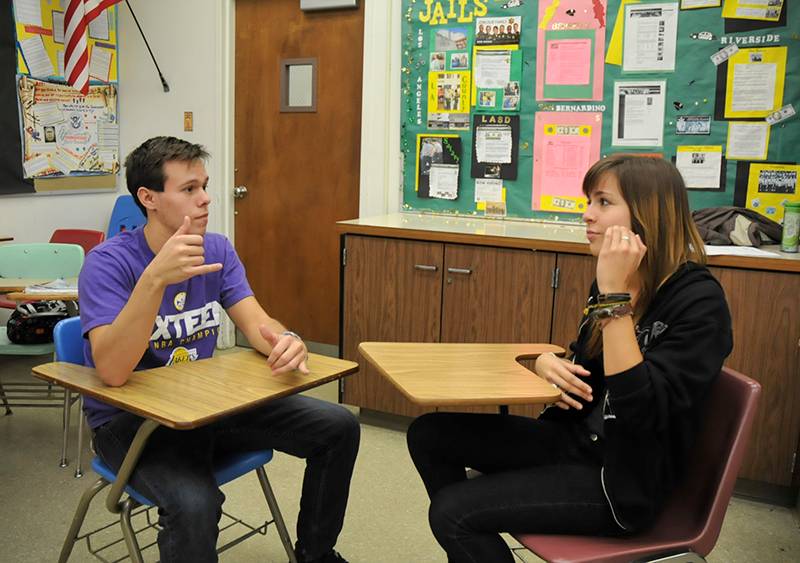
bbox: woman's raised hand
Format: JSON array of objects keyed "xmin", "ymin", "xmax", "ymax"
[{"xmin": 596, "ymin": 225, "xmax": 647, "ymax": 294}]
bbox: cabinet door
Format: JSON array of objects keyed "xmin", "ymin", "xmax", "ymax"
[
  {"xmin": 551, "ymin": 253, "xmax": 596, "ymax": 353},
  {"xmin": 441, "ymin": 244, "xmax": 555, "ymax": 343},
  {"xmin": 342, "ymin": 235, "xmax": 442, "ymax": 417},
  {"xmin": 440, "ymin": 244, "xmax": 556, "ymax": 414},
  {"xmin": 710, "ymin": 267, "xmax": 800, "ymax": 488}
]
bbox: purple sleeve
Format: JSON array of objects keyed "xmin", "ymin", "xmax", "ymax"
[
  {"xmin": 78, "ymin": 249, "xmax": 136, "ymax": 338},
  {"xmin": 219, "ymin": 236, "xmax": 254, "ymax": 309}
]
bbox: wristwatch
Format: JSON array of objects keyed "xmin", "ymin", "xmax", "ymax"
[{"xmin": 281, "ymin": 330, "xmax": 302, "ymax": 342}]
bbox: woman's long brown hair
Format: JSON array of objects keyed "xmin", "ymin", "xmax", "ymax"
[{"xmin": 582, "ymin": 155, "xmax": 706, "ymax": 357}]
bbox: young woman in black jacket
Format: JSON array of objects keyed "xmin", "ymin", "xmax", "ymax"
[{"xmin": 406, "ymin": 155, "xmax": 733, "ymax": 562}]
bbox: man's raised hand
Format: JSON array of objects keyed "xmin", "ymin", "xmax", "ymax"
[{"xmin": 146, "ymin": 216, "xmax": 223, "ymax": 287}]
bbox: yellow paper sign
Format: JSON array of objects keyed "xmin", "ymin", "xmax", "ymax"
[
  {"xmin": 724, "ymin": 46, "xmax": 787, "ymax": 119},
  {"xmin": 722, "ymin": 0, "xmax": 783, "ymax": 22}
]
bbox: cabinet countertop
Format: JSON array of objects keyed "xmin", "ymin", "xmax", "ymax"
[{"xmin": 337, "ymin": 213, "xmax": 800, "ymax": 273}]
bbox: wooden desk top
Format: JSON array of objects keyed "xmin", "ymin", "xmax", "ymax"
[
  {"xmin": 0, "ymin": 277, "xmax": 78, "ymax": 293},
  {"xmin": 32, "ymin": 350, "xmax": 358, "ymax": 429},
  {"xmin": 358, "ymin": 342, "xmax": 564, "ymax": 406},
  {"xmin": 5, "ymin": 291, "xmax": 79, "ymax": 301}
]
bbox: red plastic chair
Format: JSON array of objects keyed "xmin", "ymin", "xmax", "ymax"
[
  {"xmin": 513, "ymin": 366, "xmax": 761, "ymax": 563},
  {"xmin": 49, "ymin": 229, "xmax": 105, "ymax": 255}
]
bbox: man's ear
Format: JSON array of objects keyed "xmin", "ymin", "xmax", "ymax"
[{"xmin": 136, "ymin": 186, "xmax": 157, "ymax": 213}]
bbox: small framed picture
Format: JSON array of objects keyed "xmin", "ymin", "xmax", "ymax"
[{"xmin": 676, "ymin": 115, "xmax": 711, "ymax": 135}]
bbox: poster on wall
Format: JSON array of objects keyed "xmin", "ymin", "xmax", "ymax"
[
  {"xmin": 536, "ymin": 0, "xmax": 607, "ymax": 101},
  {"xmin": 473, "ymin": 48, "xmax": 522, "ymax": 112},
  {"xmin": 532, "ymin": 112, "xmax": 602, "ymax": 213},
  {"xmin": 427, "ymin": 70, "xmax": 471, "ymax": 129},
  {"xmin": 471, "ymin": 114, "xmax": 520, "ymax": 180},
  {"xmin": 745, "ymin": 162, "xmax": 799, "ymax": 222},
  {"xmin": 18, "ymin": 77, "xmax": 119, "ymax": 179},
  {"xmin": 612, "ymin": 80, "xmax": 667, "ymax": 147},
  {"xmin": 724, "ymin": 46, "xmax": 787, "ymax": 119},
  {"xmin": 4, "ymin": 1, "xmax": 120, "ymax": 195},
  {"xmin": 416, "ymin": 134, "xmax": 462, "ymax": 199}
]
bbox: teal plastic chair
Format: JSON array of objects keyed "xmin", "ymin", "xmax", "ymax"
[{"xmin": 0, "ymin": 242, "xmax": 85, "ymax": 467}]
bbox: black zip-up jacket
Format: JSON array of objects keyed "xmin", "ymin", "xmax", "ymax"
[{"xmin": 540, "ymin": 262, "xmax": 733, "ymax": 532}]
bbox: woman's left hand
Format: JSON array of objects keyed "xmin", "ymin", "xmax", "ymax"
[{"xmin": 596, "ymin": 225, "xmax": 647, "ymax": 294}]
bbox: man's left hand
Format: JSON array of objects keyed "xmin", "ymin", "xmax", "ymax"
[{"xmin": 259, "ymin": 326, "xmax": 310, "ymax": 374}]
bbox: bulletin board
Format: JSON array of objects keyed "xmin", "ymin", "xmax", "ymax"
[
  {"xmin": 1, "ymin": 0, "xmax": 120, "ymax": 197},
  {"xmin": 400, "ymin": 0, "xmax": 800, "ymax": 225}
]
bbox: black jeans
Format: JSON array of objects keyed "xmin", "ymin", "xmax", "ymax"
[
  {"xmin": 94, "ymin": 394, "xmax": 360, "ymax": 563},
  {"xmin": 407, "ymin": 412, "xmax": 622, "ymax": 563}
]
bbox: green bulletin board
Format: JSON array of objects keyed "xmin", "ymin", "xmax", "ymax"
[{"xmin": 400, "ymin": 0, "xmax": 800, "ymax": 224}]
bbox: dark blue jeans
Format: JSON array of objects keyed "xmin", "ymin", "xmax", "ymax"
[
  {"xmin": 407, "ymin": 412, "xmax": 622, "ymax": 563},
  {"xmin": 93, "ymin": 394, "xmax": 360, "ymax": 563}
]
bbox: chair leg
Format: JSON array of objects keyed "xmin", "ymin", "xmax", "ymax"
[
  {"xmin": 256, "ymin": 466, "xmax": 298, "ymax": 563},
  {"xmin": 58, "ymin": 477, "xmax": 109, "ymax": 563},
  {"xmin": 75, "ymin": 396, "xmax": 85, "ymax": 478},
  {"xmin": 120, "ymin": 498, "xmax": 146, "ymax": 563},
  {"xmin": 0, "ymin": 379, "xmax": 12, "ymax": 415},
  {"xmin": 60, "ymin": 388, "xmax": 72, "ymax": 468}
]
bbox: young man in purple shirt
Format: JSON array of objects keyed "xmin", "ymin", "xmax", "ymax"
[{"xmin": 79, "ymin": 136, "xmax": 359, "ymax": 563}]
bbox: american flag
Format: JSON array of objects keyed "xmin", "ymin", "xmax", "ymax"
[{"xmin": 64, "ymin": 0, "xmax": 122, "ymax": 95}]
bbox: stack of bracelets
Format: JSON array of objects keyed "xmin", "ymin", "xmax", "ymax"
[{"xmin": 583, "ymin": 293, "xmax": 634, "ymax": 321}]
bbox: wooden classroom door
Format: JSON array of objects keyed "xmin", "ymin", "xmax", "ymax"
[{"xmin": 234, "ymin": 0, "xmax": 364, "ymax": 345}]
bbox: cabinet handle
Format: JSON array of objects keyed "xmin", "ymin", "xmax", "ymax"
[
  {"xmin": 447, "ymin": 267, "xmax": 472, "ymax": 275},
  {"xmin": 414, "ymin": 264, "xmax": 438, "ymax": 272}
]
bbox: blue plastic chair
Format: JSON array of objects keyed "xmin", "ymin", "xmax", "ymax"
[
  {"xmin": 53, "ymin": 317, "xmax": 297, "ymax": 563},
  {"xmin": 106, "ymin": 195, "xmax": 146, "ymax": 239}
]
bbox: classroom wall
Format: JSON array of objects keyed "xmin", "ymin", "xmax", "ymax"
[
  {"xmin": 3, "ymin": 0, "xmax": 396, "ymax": 242},
  {"xmin": 1, "ymin": 0, "xmax": 233, "ymax": 242}
]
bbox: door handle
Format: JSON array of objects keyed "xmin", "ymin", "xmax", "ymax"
[
  {"xmin": 447, "ymin": 267, "xmax": 472, "ymax": 275},
  {"xmin": 414, "ymin": 264, "xmax": 438, "ymax": 272},
  {"xmin": 233, "ymin": 185, "xmax": 248, "ymax": 199}
]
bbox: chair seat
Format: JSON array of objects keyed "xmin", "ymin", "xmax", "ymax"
[
  {"xmin": 91, "ymin": 449, "xmax": 275, "ymax": 507},
  {"xmin": 513, "ymin": 531, "xmax": 701, "ymax": 563},
  {"xmin": 0, "ymin": 326, "xmax": 55, "ymax": 355}
]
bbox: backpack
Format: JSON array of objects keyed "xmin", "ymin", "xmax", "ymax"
[{"xmin": 6, "ymin": 301, "xmax": 71, "ymax": 345}]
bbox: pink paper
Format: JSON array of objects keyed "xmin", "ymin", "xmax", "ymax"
[
  {"xmin": 545, "ymin": 39, "xmax": 592, "ymax": 86},
  {"xmin": 532, "ymin": 112, "xmax": 603, "ymax": 212},
  {"xmin": 536, "ymin": 0, "xmax": 607, "ymax": 101}
]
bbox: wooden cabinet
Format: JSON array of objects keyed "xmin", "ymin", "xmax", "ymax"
[
  {"xmin": 710, "ymin": 266, "xmax": 800, "ymax": 496},
  {"xmin": 342, "ymin": 236, "xmax": 555, "ymax": 416},
  {"xmin": 342, "ymin": 236, "xmax": 442, "ymax": 417}
]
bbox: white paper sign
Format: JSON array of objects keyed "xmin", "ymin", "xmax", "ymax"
[
  {"xmin": 429, "ymin": 164, "xmax": 459, "ymax": 200},
  {"xmin": 623, "ymin": 3, "xmax": 679, "ymax": 72},
  {"xmin": 612, "ymin": 81, "xmax": 666, "ymax": 147},
  {"xmin": 727, "ymin": 122, "xmax": 769, "ymax": 160},
  {"xmin": 675, "ymin": 146, "xmax": 722, "ymax": 188},
  {"xmin": 474, "ymin": 178, "xmax": 503, "ymax": 202},
  {"xmin": 476, "ymin": 126, "xmax": 513, "ymax": 163}
]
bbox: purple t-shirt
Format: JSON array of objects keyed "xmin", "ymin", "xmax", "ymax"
[{"xmin": 78, "ymin": 228, "xmax": 253, "ymax": 429}]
